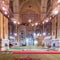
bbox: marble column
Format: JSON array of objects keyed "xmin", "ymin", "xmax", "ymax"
[
  {"xmin": 0, "ymin": 12, "xmax": 4, "ymax": 50},
  {"xmin": 52, "ymin": 17, "xmax": 57, "ymax": 39},
  {"xmin": 57, "ymin": 14, "xmax": 60, "ymax": 51},
  {"xmin": 0, "ymin": 12, "xmax": 9, "ymax": 51},
  {"xmin": 13, "ymin": 0, "xmax": 20, "ymax": 42},
  {"xmin": 57, "ymin": 15, "xmax": 60, "ymax": 39}
]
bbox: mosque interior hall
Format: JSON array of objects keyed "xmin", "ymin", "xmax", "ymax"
[{"xmin": 0, "ymin": 0, "xmax": 60, "ymax": 51}]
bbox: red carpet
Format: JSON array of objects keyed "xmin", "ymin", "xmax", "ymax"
[{"xmin": 12, "ymin": 51, "xmax": 60, "ymax": 54}]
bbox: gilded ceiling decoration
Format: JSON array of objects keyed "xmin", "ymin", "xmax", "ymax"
[{"xmin": 19, "ymin": 0, "xmax": 41, "ymax": 23}]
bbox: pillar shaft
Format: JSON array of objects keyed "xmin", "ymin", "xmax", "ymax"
[
  {"xmin": 0, "ymin": 12, "xmax": 4, "ymax": 50},
  {"xmin": 3, "ymin": 16, "xmax": 8, "ymax": 39},
  {"xmin": 57, "ymin": 15, "xmax": 60, "ymax": 39},
  {"xmin": 52, "ymin": 17, "xmax": 57, "ymax": 39},
  {"xmin": 0, "ymin": 12, "xmax": 9, "ymax": 51}
]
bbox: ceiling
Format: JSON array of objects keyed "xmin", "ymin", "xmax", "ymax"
[
  {"xmin": 11, "ymin": 0, "xmax": 49, "ymax": 24},
  {"xmin": 19, "ymin": 0, "xmax": 41, "ymax": 23},
  {"xmin": 9, "ymin": 0, "xmax": 53, "ymax": 32}
]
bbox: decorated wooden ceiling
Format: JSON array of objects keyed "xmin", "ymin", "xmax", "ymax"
[
  {"xmin": 11, "ymin": 0, "xmax": 49, "ymax": 24},
  {"xmin": 19, "ymin": 0, "xmax": 41, "ymax": 23}
]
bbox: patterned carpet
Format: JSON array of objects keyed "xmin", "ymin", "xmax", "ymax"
[{"xmin": 0, "ymin": 51, "xmax": 60, "ymax": 60}]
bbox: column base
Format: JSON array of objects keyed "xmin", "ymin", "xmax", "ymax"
[{"xmin": 1, "ymin": 39, "xmax": 9, "ymax": 51}]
